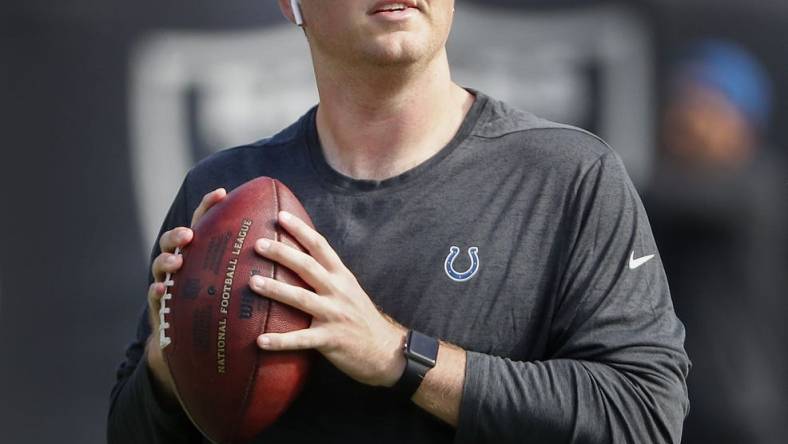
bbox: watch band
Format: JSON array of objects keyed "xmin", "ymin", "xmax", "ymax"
[
  {"xmin": 392, "ymin": 330, "xmax": 439, "ymax": 399},
  {"xmin": 394, "ymin": 355, "xmax": 432, "ymax": 398}
]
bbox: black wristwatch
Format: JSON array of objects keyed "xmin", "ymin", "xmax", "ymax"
[{"xmin": 392, "ymin": 330, "xmax": 439, "ymax": 399}]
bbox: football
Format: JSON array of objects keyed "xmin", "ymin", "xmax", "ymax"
[{"xmin": 160, "ymin": 177, "xmax": 313, "ymax": 443}]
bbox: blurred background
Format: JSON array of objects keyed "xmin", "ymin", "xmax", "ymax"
[{"xmin": 1, "ymin": 0, "xmax": 786, "ymax": 442}]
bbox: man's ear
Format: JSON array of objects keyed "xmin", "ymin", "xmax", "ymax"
[{"xmin": 278, "ymin": 0, "xmax": 304, "ymax": 26}]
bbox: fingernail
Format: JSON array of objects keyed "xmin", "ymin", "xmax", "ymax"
[
  {"xmin": 279, "ymin": 211, "xmax": 291, "ymax": 222},
  {"xmin": 258, "ymin": 336, "xmax": 271, "ymax": 348},
  {"xmin": 257, "ymin": 239, "xmax": 271, "ymax": 251},
  {"xmin": 251, "ymin": 275, "xmax": 266, "ymax": 289}
]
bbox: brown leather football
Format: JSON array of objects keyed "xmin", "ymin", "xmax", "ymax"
[{"xmin": 160, "ymin": 177, "xmax": 313, "ymax": 443}]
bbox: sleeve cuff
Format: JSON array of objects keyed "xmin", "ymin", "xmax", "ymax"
[
  {"xmin": 454, "ymin": 351, "xmax": 486, "ymax": 444},
  {"xmin": 133, "ymin": 358, "xmax": 195, "ymax": 433}
]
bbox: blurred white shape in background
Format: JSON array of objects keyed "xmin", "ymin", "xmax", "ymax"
[
  {"xmin": 130, "ymin": 25, "xmax": 316, "ymax": 249},
  {"xmin": 130, "ymin": 2, "xmax": 653, "ymax": 249},
  {"xmin": 450, "ymin": 3, "xmax": 654, "ymax": 178}
]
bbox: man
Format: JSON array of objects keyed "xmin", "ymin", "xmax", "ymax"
[
  {"xmin": 109, "ymin": 1, "xmax": 689, "ymax": 443},
  {"xmin": 647, "ymin": 40, "xmax": 787, "ymax": 444}
]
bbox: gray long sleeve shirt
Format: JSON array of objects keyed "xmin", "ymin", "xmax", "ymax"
[{"xmin": 108, "ymin": 91, "xmax": 689, "ymax": 443}]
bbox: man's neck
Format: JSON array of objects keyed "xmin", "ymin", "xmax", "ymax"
[{"xmin": 313, "ymin": 49, "xmax": 474, "ymax": 181}]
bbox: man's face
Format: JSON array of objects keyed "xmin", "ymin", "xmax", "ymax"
[
  {"xmin": 663, "ymin": 84, "xmax": 755, "ymax": 170},
  {"xmin": 293, "ymin": 1, "xmax": 455, "ymax": 68}
]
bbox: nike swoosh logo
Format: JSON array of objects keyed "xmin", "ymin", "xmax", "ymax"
[{"xmin": 629, "ymin": 251, "xmax": 655, "ymax": 270}]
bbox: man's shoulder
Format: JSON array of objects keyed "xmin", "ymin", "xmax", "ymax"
[
  {"xmin": 202, "ymin": 115, "xmax": 305, "ymax": 166},
  {"xmin": 472, "ymin": 93, "xmax": 615, "ymax": 164},
  {"xmin": 188, "ymin": 111, "xmax": 311, "ymax": 180},
  {"xmin": 179, "ymin": 110, "xmax": 314, "ymax": 201}
]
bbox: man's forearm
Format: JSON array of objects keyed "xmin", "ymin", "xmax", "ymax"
[
  {"xmin": 144, "ymin": 338, "xmax": 181, "ymax": 409},
  {"xmin": 406, "ymin": 339, "xmax": 687, "ymax": 443},
  {"xmin": 108, "ymin": 342, "xmax": 201, "ymax": 444},
  {"xmin": 412, "ymin": 342, "xmax": 467, "ymax": 427}
]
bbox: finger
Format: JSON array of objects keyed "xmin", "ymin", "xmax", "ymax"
[
  {"xmin": 159, "ymin": 227, "xmax": 193, "ymax": 253},
  {"xmin": 151, "ymin": 252, "xmax": 183, "ymax": 283},
  {"xmin": 255, "ymin": 238, "xmax": 331, "ymax": 292},
  {"xmin": 257, "ymin": 329, "xmax": 328, "ymax": 351},
  {"xmin": 249, "ymin": 275, "xmax": 334, "ymax": 318},
  {"xmin": 278, "ymin": 211, "xmax": 343, "ymax": 271},
  {"xmin": 147, "ymin": 282, "xmax": 167, "ymax": 329},
  {"xmin": 191, "ymin": 188, "xmax": 227, "ymax": 227}
]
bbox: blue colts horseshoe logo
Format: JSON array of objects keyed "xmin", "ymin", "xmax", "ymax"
[{"xmin": 444, "ymin": 246, "xmax": 480, "ymax": 282}]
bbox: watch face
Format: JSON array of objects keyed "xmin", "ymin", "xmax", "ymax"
[{"xmin": 407, "ymin": 331, "xmax": 439, "ymax": 367}]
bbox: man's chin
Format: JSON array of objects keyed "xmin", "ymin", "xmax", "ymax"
[
  {"xmin": 364, "ymin": 51, "xmax": 421, "ymax": 68},
  {"xmin": 360, "ymin": 35, "xmax": 429, "ymax": 67}
]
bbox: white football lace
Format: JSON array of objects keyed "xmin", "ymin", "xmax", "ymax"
[{"xmin": 159, "ymin": 247, "xmax": 180, "ymax": 349}]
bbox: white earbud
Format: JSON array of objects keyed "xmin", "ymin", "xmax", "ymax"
[{"xmin": 291, "ymin": 0, "xmax": 304, "ymax": 26}]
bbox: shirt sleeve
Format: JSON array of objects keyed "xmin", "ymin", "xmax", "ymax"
[
  {"xmin": 455, "ymin": 151, "xmax": 690, "ymax": 443},
  {"xmin": 107, "ymin": 175, "xmax": 205, "ymax": 443}
]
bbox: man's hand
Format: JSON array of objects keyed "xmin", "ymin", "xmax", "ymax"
[
  {"xmin": 249, "ymin": 211, "xmax": 408, "ymax": 387},
  {"xmin": 145, "ymin": 188, "xmax": 227, "ymax": 401}
]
